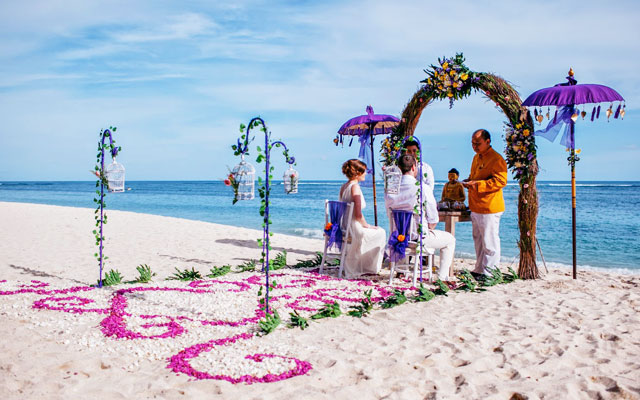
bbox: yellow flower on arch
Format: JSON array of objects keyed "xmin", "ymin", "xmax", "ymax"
[
  {"xmin": 461, "ymin": 73, "xmax": 468, "ymax": 81},
  {"xmin": 442, "ymin": 62, "xmax": 449, "ymax": 70},
  {"xmin": 523, "ymin": 129, "xmax": 530, "ymax": 137}
]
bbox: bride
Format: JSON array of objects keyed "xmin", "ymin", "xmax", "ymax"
[{"xmin": 339, "ymin": 159, "xmax": 386, "ymax": 278}]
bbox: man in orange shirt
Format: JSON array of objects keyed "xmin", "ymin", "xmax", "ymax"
[{"xmin": 462, "ymin": 129, "xmax": 507, "ymax": 277}]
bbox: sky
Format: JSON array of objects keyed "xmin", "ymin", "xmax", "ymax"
[{"xmin": 1, "ymin": 0, "xmax": 639, "ymax": 182}]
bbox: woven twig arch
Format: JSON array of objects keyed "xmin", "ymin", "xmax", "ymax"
[{"xmin": 385, "ymin": 55, "xmax": 540, "ymax": 279}]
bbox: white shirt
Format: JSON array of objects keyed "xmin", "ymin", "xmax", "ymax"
[
  {"xmin": 418, "ymin": 161, "xmax": 435, "ymax": 192},
  {"xmin": 385, "ymin": 174, "xmax": 439, "ymax": 227}
]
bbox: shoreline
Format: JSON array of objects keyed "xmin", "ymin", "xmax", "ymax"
[{"xmin": 1, "ymin": 200, "xmax": 638, "ymax": 277}]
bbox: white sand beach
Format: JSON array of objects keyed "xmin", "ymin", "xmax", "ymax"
[{"xmin": 1, "ymin": 201, "xmax": 639, "ymax": 399}]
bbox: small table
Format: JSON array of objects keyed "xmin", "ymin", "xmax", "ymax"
[{"xmin": 438, "ymin": 210, "xmax": 471, "ymax": 236}]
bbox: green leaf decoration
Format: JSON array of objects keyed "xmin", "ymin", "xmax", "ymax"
[
  {"xmin": 433, "ymin": 279, "xmax": 450, "ymax": 296},
  {"xmin": 258, "ymin": 309, "xmax": 281, "ymax": 336},
  {"xmin": 234, "ymin": 259, "xmax": 256, "ymax": 273},
  {"xmin": 380, "ymin": 289, "xmax": 407, "ymax": 309},
  {"xmin": 288, "ymin": 310, "xmax": 309, "ymax": 330},
  {"xmin": 96, "ymin": 269, "xmax": 123, "ymax": 287},
  {"xmin": 291, "ymin": 252, "xmax": 324, "ymax": 269},
  {"xmin": 413, "ymin": 284, "xmax": 436, "ymax": 302},
  {"xmin": 481, "ymin": 267, "xmax": 505, "ymax": 287},
  {"xmin": 167, "ymin": 267, "xmax": 203, "ymax": 281},
  {"xmin": 455, "ymin": 269, "xmax": 485, "ymax": 292},
  {"xmin": 311, "ymin": 301, "xmax": 342, "ymax": 319},
  {"xmin": 134, "ymin": 264, "xmax": 156, "ymax": 283},
  {"xmin": 207, "ymin": 265, "xmax": 231, "ymax": 278},
  {"xmin": 269, "ymin": 251, "xmax": 287, "ymax": 270},
  {"xmin": 347, "ymin": 289, "xmax": 374, "ymax": 317},
  {"xmin": 503, "ymin": 266, "xmax": 520, "ymax": 283}
]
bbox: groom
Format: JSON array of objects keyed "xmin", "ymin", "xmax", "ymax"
[{"xmin": 385, "ymin": 154, "xmax": 456, "ymax": 281}]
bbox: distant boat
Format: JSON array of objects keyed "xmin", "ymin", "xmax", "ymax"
[{"xmin": 126, "ymin": 187, "xmax": 132, "ymax": 191}]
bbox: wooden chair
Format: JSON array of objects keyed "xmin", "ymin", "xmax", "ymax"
[{"xmin": 319, "ymin": 200, "xmax": 354, "ymax": 278}]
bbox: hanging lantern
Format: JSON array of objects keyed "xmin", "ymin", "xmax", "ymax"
[
  {"xmin": 105, "ymin": 158, "xmax": 125, "ymax": 193},
  {"xmin": 231, "ymin": 155, "xmax": 255, "ymax": 201},
  {"xmin": 384, "ymin": 164, "xmax": 402, "ymax": 195},
  {"xmin": 283, "ymin": 165, "xmax": 299, "ymax": 194}
]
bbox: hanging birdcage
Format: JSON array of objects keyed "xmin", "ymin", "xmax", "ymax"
[
  {"xmin": 384, "ymin": 164, "xmax": 402, "ymax": 195},
  {"xmin": 283, "ymin": 165, "xmax": 299, "ymax": 194},
  {"xmin": 105, "ymin": 158, "xmax": 125, "ymax": 193},
  {"xmin": 231, "ymin": 156, "xmax": 255, "ymax": 201}
]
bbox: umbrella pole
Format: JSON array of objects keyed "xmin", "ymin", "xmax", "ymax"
[
  {"xmin": 370, "ymin": 134, "xmax": 378, "ymax": 226},
  {"xmin": 570, "ymin": 120, "xmax": 577, "ymax": 279}
]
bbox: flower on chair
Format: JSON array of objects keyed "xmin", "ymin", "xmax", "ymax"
[
  {"xmin": 324, "ymin": 222, "xmax": 343, "ymax": 250},
  {"xmin": 388, "ymin": 231, "xmax": 409, "ymax": 262}
]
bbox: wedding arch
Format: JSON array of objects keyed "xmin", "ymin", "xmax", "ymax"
[{"xmin": 381, "ymin": 54, "xmax": 539, "ymax": 279}]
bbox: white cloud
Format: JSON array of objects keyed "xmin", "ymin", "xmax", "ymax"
[{"xmin": 113, "ymin": 13, "xmax": 218, "ymax": 43}]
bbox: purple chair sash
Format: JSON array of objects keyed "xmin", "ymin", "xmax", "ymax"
[
  {"xmin": 388, "ymin": 210, "xmax": 413, "ymax": 262},
  {"xmin": 325, "ymin": 201, "xmax": 347, "ymax": 250}
]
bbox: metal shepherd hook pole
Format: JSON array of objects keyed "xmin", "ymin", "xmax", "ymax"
[
  {"xmin": 240, "ymin": 118, "xmax": 295, "ymax": 314},
  {"xmin": 98, "ymin": 128, "xmax": 119, "ymax": 288}
]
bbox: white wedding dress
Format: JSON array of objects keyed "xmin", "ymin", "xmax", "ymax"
[{"xmin": 339, "ymin": 181, "xmax": 386, "ymax": 278}]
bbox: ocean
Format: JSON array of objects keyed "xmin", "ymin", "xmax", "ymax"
[{"xmin": 1, "ymin": 180, "xmax": 638, "ymax": 274}]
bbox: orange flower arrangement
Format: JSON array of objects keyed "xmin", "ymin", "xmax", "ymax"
[{"xmin": 397, "ymin": 234, "xmax": 405, "ymax": 242}]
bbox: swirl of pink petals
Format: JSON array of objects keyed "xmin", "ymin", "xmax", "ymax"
[{"xmin": 0, "ymin": 272, "xmax": 411, "ymax": 384}]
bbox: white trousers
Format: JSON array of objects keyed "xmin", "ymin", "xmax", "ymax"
[
  {"xmin": 471, "ymin": 212, "xmax": 503, "ymax": 274},
  {"xmin": 423, "ymin": 229, "xmax": 456, "ymax": 280}
]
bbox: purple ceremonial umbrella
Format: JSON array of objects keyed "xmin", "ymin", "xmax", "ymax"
[
  {"xmin": 523, "ymin": 69, "xmax": 625, "ymax": 279},
  {"xmin": 337, "ymin": 105, "xmax": 400, "ymax": 226}
]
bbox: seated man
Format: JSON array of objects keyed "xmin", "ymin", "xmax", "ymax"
[{"xmin": 385, "ymin": 155, "xmax": 457, "ymax": 281}]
